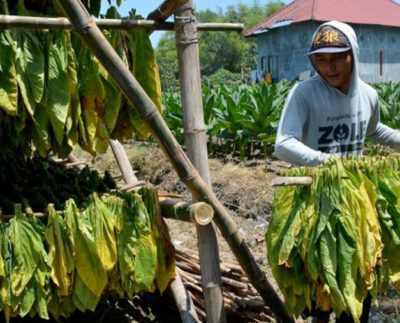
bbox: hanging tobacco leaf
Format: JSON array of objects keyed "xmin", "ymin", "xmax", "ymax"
[{"xmin": 0, "ymin": 30, "xmax": 18, "ymax": 115}]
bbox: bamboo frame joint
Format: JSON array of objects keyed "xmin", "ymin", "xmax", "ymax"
[
  {"xmin": 143, "ymin": 107, "xmax": 160, "ymax": 121},
  {"xmin": 175, "ymin": 16, "xmax": 196, "ymax": 24},
  {"xmin": 182, "ymin": 170, "xmax": 199, "ymax": 184},
  {"xmin": 204, "ymin": 282, "xmax": 222, "ymax": 289},
  {"xmin": 184, "ymin": 128, "xmax": 206, "ymax": 136},
  {"xmin": 74, "ymin": 19, "xmax": 95, "ymax": 33},
  {"xmin": 190, "ymin": 202, "xmax": 214, "ymax": 226},
  {"xmin": 176, "ymin": 36, "xmax": 199, "ymax": 45}
]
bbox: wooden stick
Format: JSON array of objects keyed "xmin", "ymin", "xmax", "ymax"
[
  {"xmin": 176, "ymin": 252, "xmax": 274, "ymax": 319},
  {"xmin": 177, "ymin": 246, "xmax": 244, "ymax": 274},
  {"xmin": 221, "ymin": 276, "xmax": 248, "ymax": 291},
  {"xmin": 176, "ymin": 261, "xmax": 199, "ymax": 274},
  {"xmin": 271, "ymin": 176, "xmax": 313, "ymax": 187}
]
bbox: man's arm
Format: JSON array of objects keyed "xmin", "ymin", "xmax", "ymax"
[
  {"xmin": 274, "ymin": 85, "xmax": 331, "ymax": 166},
  {"xmin": 366, "ymin": 95, "xmax": 400, "ymax": 150},
  {"xmin": 275, "ymin": 136, "xmax": 331, "ymax": 166},
  {"xmin": 368, "ymin": 122, "xmax": 400, "ymax": 150}
]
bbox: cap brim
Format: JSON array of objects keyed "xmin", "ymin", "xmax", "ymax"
[{"xmin": 307, "ymin": 47, "xmax": 351, "ymax": 56}]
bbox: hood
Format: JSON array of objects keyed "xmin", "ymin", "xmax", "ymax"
[{"xmin": 308, "ymin": 21, "xmax": 359, "ymax": 96}]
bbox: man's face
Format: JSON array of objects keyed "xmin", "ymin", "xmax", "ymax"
[{"xmin": 314, "ymin": 51, "xmax": 353, "ymax": 93}]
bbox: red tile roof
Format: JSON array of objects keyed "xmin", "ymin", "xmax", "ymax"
[{"xmin": 245, "ymin": 0, "xmax": 400, "ymax": 36}]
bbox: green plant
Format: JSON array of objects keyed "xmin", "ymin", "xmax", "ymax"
[
  {"xmin": 162, "ymin": 81, "xmax": 294, "ymax": 160},
  {"xmin": 374, "ymin": 82, "xmax": 400, "ymax": 129}
]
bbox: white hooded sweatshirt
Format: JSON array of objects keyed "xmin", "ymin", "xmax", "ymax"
[{"xmin": 274, "ymin": 21, "xmax": 400, "ymax": 166}]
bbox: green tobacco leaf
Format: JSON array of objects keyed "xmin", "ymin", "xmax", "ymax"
[
  {"xmin": 128, "ymin": 30, "xmax": 162, "ymax": 110},
  {"xmin": 129, "ymin": 193, "xmax": 157, "ymax": 293},
  {"xmin": 85, "ymin": 194, "xmax": 117, "ymax": 272},
  {"xmin": 31, "ymin": 101, "xmax": 51, "ymax": 157},
  {"xmin": 75, "ymin": 43, "xmax": 108, "ymax": 153},
  {"xmin": 101, "ymin": 14, "xmax": 125, "ymax": 133},
  {"xmin": 45, "ymin": 205, "xmax": 74, "ymax": 296},
  {"xmin": 114, "ymin": 193, "xmax": 157, "ymax": 296},
  {"xmin": 71, "ymin": 274, "xmax": 99, "ymax": 312},
  {"xmin": 18, "ymin": 282, "xmax": 35, "ymax": 317},
  {"xmin": 133, "ymin": 233, "xmax": 157, "ymax": 293},
  {"xmin": 114, "ymin": 194, "xmax": 138, "ymax": 297},
  {"xmin": 126, "ymin": 29, "xmax": 162, "ymax": 138},
  {"xmin": 64, "ymin": 32, "xmax": 81, "ymax": 149},
  {"xmin": 64, "ymin": 199, "xmax": 107, "ymax": 297},
  {"xmin": 140, "ymin": 187, "xmax": 175, "ymax": 293},
  {"xmin": 319, "ymin": 223, "xmax": 346, "ymax": 313},
  {"xmin": 100, "ymin": 74, "xmax": 121, "ymax": 133},
  {"xmin": 47, "ymin": 31, "xmax": 70, "ymax": 145},
  {"xmin": 8, "ymin": 211, "xmax": 42, "ymax": 296},
  {"xmin": 15, "ymin": 30, "xmax": 45, "ymax": 116},
  {"xmin": 0, "ymin": 30, "xmax": 18, "ymax": 115},
  {"xmin": 7, "ymin": 208, "xmax": 51, "ymax": 318}
]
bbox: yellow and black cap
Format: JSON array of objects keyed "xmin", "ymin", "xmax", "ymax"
[{"xmin": 308, "ymin": 25, "xmax": 351, "ymax": 55}]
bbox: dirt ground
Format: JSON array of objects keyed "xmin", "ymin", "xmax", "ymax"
[{"xmin": 80, "ymin": 141, "xmax": 400, "ymax": 323}]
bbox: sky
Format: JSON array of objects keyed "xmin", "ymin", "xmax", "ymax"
[{"xmin": 100, "ymin": 0, "xmax": 290, "ymax": 45}]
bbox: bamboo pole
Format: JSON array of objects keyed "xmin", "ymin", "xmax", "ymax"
[
  {"xmin": 147, "ymin": 0, "xmax": 189, "ymax": 21},
  {"xmin": 271, "ymin": 176, "xmax": 313, "ymax": 186},
  {"xmin": 174, "ymin": 1, "xmax": 226, "ymax": 322},
  {"xmin": 109, "ymin": 139, "xmax": 139, "ymax": 185},
  {"xmin": 56, "ymin": 1, "xmax": 293, "ymax": 321},
  {"xmin": 118, "ymin": 181, "xmax": 147, "ymax": 192},
  {"xmin": 170, "ymin": 269, "xmax": 201, "ymax": 323},
  {"xmin": 159, "ymin": 199, "xmax": 214, "ymax": 225},
  {"xmin": 1, "ymin": 200, "xmax": 213, "ymax": 225},
  {"xmin": 0, "ymin": 15, "xmax": 243, "ymax": 32},
  {"xmin": 67, "ymin": 152, "xmax": 85, "ymax": 170}
]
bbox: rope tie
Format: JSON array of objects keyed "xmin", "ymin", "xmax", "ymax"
[{"xmin": 175, "ymin": 15, "xmax": 199, "ymax": 45}]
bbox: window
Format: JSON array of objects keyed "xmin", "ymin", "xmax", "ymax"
[
  {"xmin": 261, "ymin": 56, "xmax": 267, "ymax": 72},
  {"xmin": 268, "ymin": 55, "xmax": 279, "ymax": 79}
]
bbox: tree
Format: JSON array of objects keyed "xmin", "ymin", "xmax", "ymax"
[
  {"xmin": 155, "ymin": 1, "xmax": 285, "ymax": 92},
  {"xmin": 155, "ymin": 32, "xmax": 180, "ymax": 92}
]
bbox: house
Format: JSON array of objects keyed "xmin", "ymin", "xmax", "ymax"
[{"xmin": 245, "ymin": 0, "xmax": 400, "ymax": 83}]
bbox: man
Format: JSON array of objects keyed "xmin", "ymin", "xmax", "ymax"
[
  {"xmin": 274, "ymin": 20, "xmax": 399, "ymax": 323},
  {"xmin": 274, "ymin": 20, "xmax": 400, "ymax": 166}
]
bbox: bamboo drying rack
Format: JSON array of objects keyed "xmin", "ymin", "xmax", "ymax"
[{"xmin": 0, "ymin": 1, "xmax": 295, "ymax": 322}]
